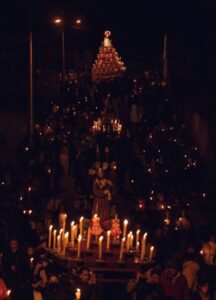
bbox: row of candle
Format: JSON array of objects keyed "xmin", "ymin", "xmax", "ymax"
[{"xmin": 48, "ymin": 221, "xmax": 155, "ymax": 261}]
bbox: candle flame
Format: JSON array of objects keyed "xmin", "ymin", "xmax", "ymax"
[
  {"xmin": 124, "ymin": 219, "xmax": 128, "ymax": 225},
  {"xmin": 143, "ymin": 232, "xmax": 148, "ymax": 239},
  {"xmin": 7, "ymin": 290, "xmax": 11, "ymax": 296},
  {"xmin": 99, "ymin": 236, "xmax": 104, "ymax": 242},
  {"xmin": 49, "ymin": 225, "xmax": 53, "ymax": 231},
  {"xmin": 164, "ymin": 218, "xmax": 170, "ymax": 225}
]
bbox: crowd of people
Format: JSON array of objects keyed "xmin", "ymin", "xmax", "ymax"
[{"xmin": 0, "ymin": 71, "xmax": 215, "ymax": 300}]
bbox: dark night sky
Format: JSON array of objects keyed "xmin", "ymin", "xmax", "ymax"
[
  {"xmin": 1, "ymin": 0, "xmax": 216, "ymax": 92},
  {"xmin": 1, "ymin": 0, "xmax": 216, "ymax": 50}
]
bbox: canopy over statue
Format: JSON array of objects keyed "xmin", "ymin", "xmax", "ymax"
[{"xmin": 92, "ymin": 30, "xmax": 126, "ymax": 82}]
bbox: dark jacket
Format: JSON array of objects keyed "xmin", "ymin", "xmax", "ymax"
[{"xmin": 43, "ymin": 283, "xmax": 67, "ymax": 300}]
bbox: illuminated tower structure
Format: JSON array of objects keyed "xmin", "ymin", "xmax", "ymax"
[{"xmin": 92, "ymin": 30, "xmax": 126, "ymax": 82}]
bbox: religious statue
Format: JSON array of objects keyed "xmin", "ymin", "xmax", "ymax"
[{"xmin": 91, "ymin": 168, "xmax": 114, "ymax": 221}]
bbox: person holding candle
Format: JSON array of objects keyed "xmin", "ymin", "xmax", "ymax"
[
  {"xmin": 70, "ymin": 267, "xmax": 97, "ymax": 300},
  {"xmin": 2, "ymin": 238, "xmax": 26, "ymax": 300},
  {"xmin": 31, "ymin": 249, "xmax": 49, "ymax": 300}
]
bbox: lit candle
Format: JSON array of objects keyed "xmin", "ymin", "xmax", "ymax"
[
  {"xmin": 74, "ymin": 225, "xmax": 78, "ymax": 239},
  {"xmin": 57, "ymin": 235, "xmax": 61, "ymax": 254},
  {"xmin": 106, "ymin": 230, "xmax": 111, "ymax": 251},
  {"xmin": 77, "ymin": 234, "xmax": 82, "ymax": 259},
  {"xmin": 62, "ymin": 232, "xmax": 69, "ymax": 256},
  {"xmin": 86, "ymin": 227, "xmax": 91, "ymax": 250},
  {"xmin": 53, "ymin": 229, "xmax": 57, "ymax": 250},
  {"xmin": 59, "ymin": 229, "xmax": 64, "ymax": 247},
  {"xmin": 141, "ymin": 232, "xmax": 148, "ymax": 260},
  {"xmin": 136, "ymin": 241, "xmax": 140, "ymax": 251},
  {"xmin": 119, "ymin": 237, "xmax": 126, "ymax": 261},
  {"xmin": 126, "ymin": 232, "xmax": 131, "ymax": 251},
  {"xmin": 149, "ymin": 246, "xmax": 154, "ymax": 261},
  {"xmin": 63, "ymin": 214, "xmax": 67, "ymax": 234},
  {"xmin": 123, "ymin": 219, "xmax": 128, "ymax": 239},
  {"xmin": 71, "ymin": 225, "xmax": 76, "ymax": 248},
  {"xmin": 48, "ymin": 225, "xmax": 53, "ymax": 248},
  {"xmin": 79, "ymin": 216, "xmax": 84, "ymax": 236},
  {"xmin": 130, "ymin": 233, "xmax": 134, "ymax": 249},
  {"xmin": 70, "ymin": 221, "xmax": 74, "ymax": 243},
  {"xmin": 136, "ymin": 230, "xmax": 140, "ymax": 248},
  {"xmin": 7, "ymin": 290, "xmax": 11, "ymax": 298},
  {"xmin": 75, "ymin": 288, "xmax": 81, "ymax": 300},
  {"xmin": 98, "ymin": 236, "xmax": 104, "ymax": 260}
]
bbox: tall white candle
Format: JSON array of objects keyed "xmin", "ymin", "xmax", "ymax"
[
  {"xmin": 57, "ymin": 235, "xmax": 61, "ymax": 254},
  {"xmin": 62, "ymin": 214, "xmax": 67, "ymax": 234},
  {"xmin": 98, "ymin": 236, "xmax": 104, "ymax": 260},
  {"xmin": 77, "ymin": 234, "xmax": 82, "ymax": 259},
  {"xmin": 126, "ymin": 232, "xmax": 131, "ymax": 251},
  {"xmin": 53, "ymin": 229, "xmax": 57, "ymax": 250},
  {"xmin": 59, "ymin": 229, "xmax": 63, "ymax": 247},
  {"xmin": 70, "ymin": 221, "xmax": 74, "ymax": 242},
  {"xmin": 62, "ymin": 232, "xmax": 69, "ymax": 256},
  {"xmin": 141, "ymin": 232, "xmax": 148, "ymax": 260},
  {"xmin": 74, "ymin": 225, "xmax": 78, "ymax": 239},
  {"xmin": 79, "ymin": 216, "xmax": 84, "ymax": 236},
  {"xmin": 48, "ymin": 225, "xmax": 53, "ymax": 248},
  {"xmin": 123, "ymin": 219, "xmax": 128, "ymax": 239},
  {"xmin": 106, "ymin": 230, "xmax": 111, "ymax": 251},
  {"xmin": 130, "ymin": 233, "xmax": 134, "ymax": 249},
  {"xmin": 71, "ymin": 225, "xmax": 76, "ymax": 248},
  {"xmin": 86, "ymin": 227, "xmax": 91, "ymax": 250},
  {"xmin": 119, "ymin": 237, "xmax": 126, "ymax": 261},
  {"xmin": 65, "ymin": 232, "xmax": 69, "ymax": 245},
  {"xmin": 136, "ymin": 230, "xmax": 140, "ymax": 248},
  {"xmin": 149, "ymin": 246, "xmax": 154, "ymax": 261}
]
